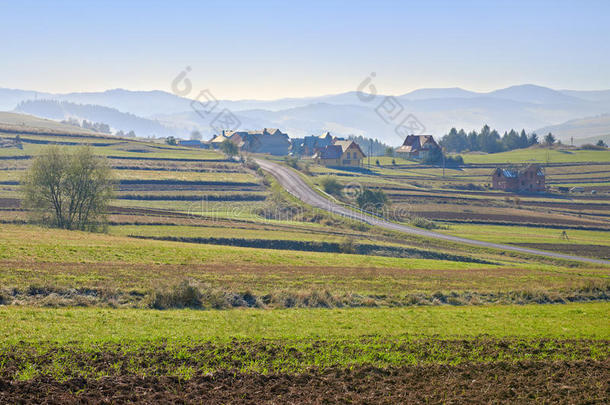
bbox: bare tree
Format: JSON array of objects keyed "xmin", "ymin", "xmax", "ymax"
[
  {"xmin": 190, "ymin": 130, "xmax": 202, "ymax": 141},
  {"xmin": 22, "ymin": 145, "xmax": 115, "ymax": 231}
]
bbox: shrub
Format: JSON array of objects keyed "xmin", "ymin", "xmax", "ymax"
[
  {"xmin": 245, "ymin": 158, "xmax": 260, "ymax": 171},
  {"xmin": 356, "ymin": 188, "xmax": 388, "ymax": 213},
  {"xmin": 320, "ymin": 176, "xmax": 342, "ymax": 196},
  {"xmin": 339, "ymin": 237, "xmax": 356, "ymax": 254},
  {"xmin": 446, "ymin": 154, "xmax": 464, "ymax": 166},
  {"xmin": 581, "ymin": 143, "xmax": 607, "ymax": 150},
  {"xmin": 284, "ymin": 156, "xmax": 299, "ymax": 168},
  {"xmin": 409, "ymin": 216, "xmax": 443, "ymax": 229},
  {"xmin": 150, "ymin": 280, "xmax": 202, "ymax": 309},
  {"xmin": 301, "ymin": 162, "xmax": 312, "ymax": 175}
]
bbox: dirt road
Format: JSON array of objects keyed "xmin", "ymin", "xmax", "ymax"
[{"xmin": 255, "ymin": 158, "xmax": 610, "ymax": 265}]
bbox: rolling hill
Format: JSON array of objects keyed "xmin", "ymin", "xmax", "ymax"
[
  {"xmin": 14, "ymin": 100, "xmax": 176, "ymax": 138},
  {"xmin": 0, "ymin": 111, "xmax": 101, "ymax": 137},
  {"xmin": 535, "ymin": 114, "xmax": 610, "ymax": 145}
]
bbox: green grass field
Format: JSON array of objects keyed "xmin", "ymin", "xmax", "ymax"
[
  {"xmin": 461, "ymin": 147, "xmax": 610, "ymax": 164},
  {"xmin": 1, "ymin": 131, "xmax": 608, "ymax": 403},
  {"xmin": 439, "ymin": 223, "xmax": 610, "ymax": 246},
  {"xmin": 2, "ymin": 303, "xmax": 608, "ymax": 343}
]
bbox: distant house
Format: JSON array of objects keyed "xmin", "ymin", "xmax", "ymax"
[
  {"xmin": 208, "ymin": 133, "xmax": 231, "ymax": 149},
  {"xmin": 492, "ymin": 164, "xmax": 545, "ymax": 192},
  {"xmin": 395, "ymin": 135, "xmax": 440, "ymax": 160},
  {"xmin": 291, "ymin": 132, "xmax": 334, "ymax": 156},
  {"xmin": 216, "ymin": 128, "xmax": 290, "ymax": 155},
  {"xmin": 179, "ymin": 139, "xmax": 208, "ymax": 149},
  {"xmin": 313, "ymin": 139, "xmax": 366, "ymax": 167}
]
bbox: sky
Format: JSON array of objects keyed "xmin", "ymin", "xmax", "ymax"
[{"xmin": 1, "ymin": 0, "xmax": 609, "ymax": 100}]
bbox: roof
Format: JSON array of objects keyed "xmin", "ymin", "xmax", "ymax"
[
  {"xmin": 311, "ymin": 139, "xmax": 366, "ymax": 159},
  {"xmin": 396, "ymin": 135, "xmax": 438, "ymax": 153},
  {"xmin": 332, "ymin": 140, "xmax": 353, "ymax": 153},
  {"xmin": 333, "ymin": 139, "xmax": 366, "ymax": 157},
  {"xmin": 313, "ymin": 144, "xmax": 343, "ymax": 159},
  {"xmin": 210, "ymin": 134, "xmax": 229, "ymax": 143},
  {"xmin": 264, "ymin": 128, "xmax": 281, "ymax": 136},
  {"xmin": 493, "ymin": 164, "xmax": 544, "ymax": 179}
]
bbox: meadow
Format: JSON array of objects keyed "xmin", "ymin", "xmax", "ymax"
[{"xmin": 0, "ymin": 131, "xmax": 608, "ymax": 403}]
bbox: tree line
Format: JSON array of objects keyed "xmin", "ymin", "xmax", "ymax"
[
  {"xmin": 439, "ymin": 125, "xmax": 547, "ymax": 153},
  {"xmin": 348, "ymin": 135, "xmax": 391, "ymax": 156},
  {"xmin": 61, "ymin": 117, "xmax": 111, "ymax": 134}
]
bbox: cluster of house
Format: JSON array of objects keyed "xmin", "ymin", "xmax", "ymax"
[
  {"xmin": 179, "ymin": 129, "xmax": 546, "ymax": 193},
  {"xmin": 291, "ymin": 132, "xmax": 366, "ymax": 167},
  {"xmin": 180, "ymin": 129, "xmax": 443, "ymax": 167},
  {"xmin": 179, "ymin": 128, "xmax": 291, "ymax": 156}
]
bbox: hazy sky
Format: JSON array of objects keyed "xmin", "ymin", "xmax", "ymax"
[{"xmin": 1, "ymin": 0, "xmax": 609, "ymax": 99}]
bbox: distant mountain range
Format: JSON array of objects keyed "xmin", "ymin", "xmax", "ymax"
[
  {"xmin": 1, "ymin": 84, "xmax": 610, "ymax": 144},
  {"xmin": 15, "ymin": 100, "xmax": 174, "ymax": 137},
  {"xmin": 535, "ymin": 114, "xmax": 610, "ymax": 145}
]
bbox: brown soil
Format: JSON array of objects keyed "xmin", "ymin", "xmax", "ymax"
[
  {"xmin": 0, "ymin": 197, "xmax": 19, "ymax": 208},
  {"xmin": 1, "ymin": 361, "xmax": 607, "ymax": 404}
]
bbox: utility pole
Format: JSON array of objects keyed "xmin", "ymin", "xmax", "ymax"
[{"xmin": 442, "ymin": 147, "xmax": 446, "ymax": 178}]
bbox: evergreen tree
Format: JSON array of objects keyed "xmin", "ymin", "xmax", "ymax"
[{"xmin": 519, "ymin": 129, "xmax": 529, "ymax": 148}]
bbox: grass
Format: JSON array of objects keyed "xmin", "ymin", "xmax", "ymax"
[
  {"xmin": 0, "ymin": 134, "xmax": 227, "ymax": 160},
  {"xmin": 0, "ymin": 223, "xmax": 489, "ymax": 268},
  {"xmin": 0, "ymin": 303, "xmax": 607, "ymax": 380},
  {"xmin": 1, "ymin": 303, "xmax": 608, "ymax": 344},
  {"xmin": 1, "ymin": 224, "xmax": 608, "ymax": 301},
  {"xmin": 439, "ymin": 223, "xmax": 610, "ymax": 246},
  {"xmin": 113, "ymin": 169, "xmax": 257, "ymax": 183},
  {"xmin": 462, "ymin": 147, "xmax": 610, "ymax": 164},
  {"xmin": 109, "ymin": 224, "xmax": 365, "ymax": 243}
]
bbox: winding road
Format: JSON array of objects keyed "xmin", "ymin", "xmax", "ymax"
[{"xmin": 255, "ymin": 158, "xmax": 610, "ymax": 265}]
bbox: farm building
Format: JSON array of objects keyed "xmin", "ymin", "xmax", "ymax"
[
  {"xmin": 492, "ymin": 164, "xmax": 545, "ymax": 192},
  {"xmin": 313, "ymin": 139, "xmax": 366, "ymax": 167},
  {"xmin": 395, "ymin": 135, "xmax": 440, "ymax": 160},
  {"xmin": 179, "ymin": 139, "xmax": 209, "ymax": 148},
  {"xmin": 223, "ymin": 128, "xmax": 291, "ymax": 155}
]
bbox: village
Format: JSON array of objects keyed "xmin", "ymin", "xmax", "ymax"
[{"xmin": 177, "ymin": 128, "xmax": 549, "ymax": 193}]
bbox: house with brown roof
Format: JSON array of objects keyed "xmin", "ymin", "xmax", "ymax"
[
  {"xmin": 395, "ymin": 135, "xmax": 440, "ymax": 160},
  {"xmin": 492, "ymin": 164, "xmax": 545, "ymax": 192},
  {"xmin": 313, "ymin": 139, "xmax": 366, "ymax": 167}
]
